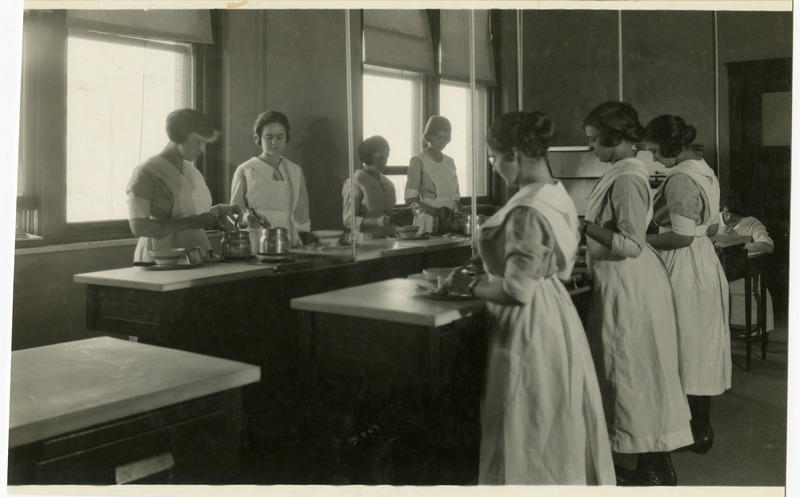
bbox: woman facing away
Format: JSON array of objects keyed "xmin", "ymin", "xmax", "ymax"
[
  {"xmin": 127, "ymin": 108, "xmax": 242, "ymax": 262},
  {"xmin": 439, "ymin": 111, "xmax": 615, "ymax": 485},
  {"xmin": 643, "ymin": 114, "xmax": 731, "ymax": 457},
  {"xmin": 581, "ymin": 101, "xmax": 692, "ymax": 486},
  {"xmin": 230, "ymin": 110, "xmax": 311, "ymax": 249},
  {"xmin": 342, "ymin": 135, "xmax": 397, "ymax": 241}
]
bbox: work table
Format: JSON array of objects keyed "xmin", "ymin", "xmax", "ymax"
[{"xmin": 73, "ymin": 235, "xmax": 471, "ymax": 292}]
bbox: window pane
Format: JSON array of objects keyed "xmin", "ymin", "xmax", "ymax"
[
  {"xmin": 385, "ymin": 175, "xmax": 407, "ymax": 198},
  {"xmin": 440, "ymin": 81, "xmax": 488, "ymax": 197},
  {"xmin": 66, "ymin": 34, "xmax": 191, "ymax": 223},
  {"xmin": 363, "ymin": 70, "xmax": 421, "ymax": 169}
]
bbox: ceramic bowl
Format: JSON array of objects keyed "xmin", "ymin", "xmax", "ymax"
[
  {"xmin": 422, "ymin": 267, "xmax": 456, "ymax": 283},
  {"xmin": 313, "ymin": 230, "xmax": 344, "ymax": 248},
  {"xmin": 149, "ymin": 248, "xmax": 188, "ymax": 266},
  {"xmin": 396, "ymin": 225, "xmax": 421, "ymax": 239}
]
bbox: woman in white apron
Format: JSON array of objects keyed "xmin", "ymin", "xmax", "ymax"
[
  {"xmin": 643, "ymin": 115, "xmax": 731, "ymax": 456},
  {"xmin": 404, "ymin": 116, "xmax": 460, "ymax": 234},
  {"xmin": 127, "ymin": 109, "xmax": 242, "ymax": 263},
  {"xmin": 230, "ymin": 111, "xmax": 311, "ymax": 249},
  {"xmin": 720, "ymin": 191, "xmax": 775, "ymax": 335},
  {"xmin": 440, "ymin": 111, "xmax": 615, "ymax": 485},
  {"xmin": 581, "ymin": 102, "xmax": 692, "ymax": 486},
  {"xmin": 342, "ymin": 136, "xmax": 397, "ymax": 241}
]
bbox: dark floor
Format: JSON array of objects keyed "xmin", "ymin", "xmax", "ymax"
[{"xmin": 615, "ymin": 315, "xmax": 789, "ymax": 487}]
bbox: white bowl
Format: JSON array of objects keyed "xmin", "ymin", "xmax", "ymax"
[
  {"xmin": 396, "ymin": 225, "xmax": 420, "ymax": 239},
  {"xmin": 313, "ymin": 230, "xmax": 344, "ymax": 248},
  {"xmin": 149, "ymin": 248, "xmax": 187, "ymax": 266},
  {"xmin": 422, "ymin": 267, "xmax": 456, "ymax": 283}
]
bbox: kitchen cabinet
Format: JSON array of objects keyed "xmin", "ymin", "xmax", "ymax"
[{"xmin": 7, "ymin": 337, "xmax": 260, "ymax": 485}]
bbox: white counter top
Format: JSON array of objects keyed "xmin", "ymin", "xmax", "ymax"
[
  {"xmin": 74, "ymin": 236, "xmax": 471, "ymax": 292},
  {"xmin": 9, "ymin": 337, "xmax": 260, "ymax": 448},
  {"xmin": 290, "ymin": 277, "xmax": 483, "ymax": 328}
]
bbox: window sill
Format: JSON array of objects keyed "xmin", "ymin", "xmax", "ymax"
[{"xmin": 15, "ymin": 231, "xmax": 224, "ymax": 256}]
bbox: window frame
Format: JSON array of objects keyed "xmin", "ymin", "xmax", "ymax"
[{"xmin": 16, "ymin": 10, "xmax": 221, "ymax": 246}]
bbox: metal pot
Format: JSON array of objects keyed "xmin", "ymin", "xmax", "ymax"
[
  {"xmin": 220, "ymin": 230, "xmax": 253, "ymax": 258},
  {"xmin": 260, "ymin": 227, "xmax": 291, "ymax": 254}
]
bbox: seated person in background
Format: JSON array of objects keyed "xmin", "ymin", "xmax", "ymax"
[
  {"xmin": 342, "ymin": 135, "xmax": 397, "ymax": 241},
  {"xmin": 720, "ymin": 191, "xmax": 775, "ymax": 336}
]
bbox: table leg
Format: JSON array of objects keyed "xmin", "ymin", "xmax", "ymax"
[
  {"xmin": 760, "ymin": 273, "xmax": 768, "ymax": 359},
  {"xmin": 744, "ymin": 272, "xmax": 752, "ymax": 372}
]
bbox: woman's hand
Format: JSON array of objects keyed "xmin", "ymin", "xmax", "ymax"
[
  {"xmin": 191, "ymin": 212, "xmax": 223, "ymax": 230},
  {"xmin": 411, "ymin": 202, "xmax": 439, "ymax": 218},
  {"xmin": 438, "ymin": 269, "xmax": 473, "ymax": 295}
]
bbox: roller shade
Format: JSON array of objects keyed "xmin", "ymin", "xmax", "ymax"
[
  {"xmin": 66, "ymin": 10, "xmax": 214, "ymax": 44},
  {"xmin": 363, "ymin": 10, "xmax": 434, "ymax": 74},
  {"xmin": 440, "ymin": 10, "xmax": 495, "ymax": 85}
]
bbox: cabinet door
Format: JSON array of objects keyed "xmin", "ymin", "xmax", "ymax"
[{"xmin": 521, "ymin": 10, "xmax": 619, "ymax": 146}]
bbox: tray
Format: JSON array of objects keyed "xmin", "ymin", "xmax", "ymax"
[
  {"xmin": 395, "ymin": 234, "xmax": 430, "ymax": 241},
  {"xmin": 137, "ymin": 261, "xmax": 204, "ymax": 271},
  {"xmin": 413, "ymin": 286, "xmax": 475, "ymax": 301}
]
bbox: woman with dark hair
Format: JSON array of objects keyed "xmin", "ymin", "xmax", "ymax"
[
  {"xmin": 440, "ymin": 111, "xmax": 614, "ymax": 485},
  {"xmin": 643, "ymin": 114, "xmax": 730, "ymax": 456},
  {"xmin": 404, "ymin": 115, "xmax": 460, "ymax": 234},
  {"xmin": 342, "ymin": 135, "xmax": 397, "ymax": 240},
  {"xmin": 581, "ymin": 102, "xmax": 692, "ymax": 486},
  {"xmin": 720, "ymin": 191, "xmax": 775, "ymax": 335},
  {"xmin": 127, "ymin": 108, "xmax": 242, "ymax": 262},
  {"xmin": 230, "ymin": 110, "xmax": 311, "ymax": 248}
]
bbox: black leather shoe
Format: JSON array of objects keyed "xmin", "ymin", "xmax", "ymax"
[{"xmin": 614, "ymin": 454, "xmax": 678, "ymax": 486}]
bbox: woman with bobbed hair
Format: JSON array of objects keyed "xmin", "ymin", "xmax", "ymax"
[
  {"xmin": 440, "ymin": 111, "xmax": 614, "ymax": 485},
  {"xmin": 581, "ymin": 102, "xmax": 692, "ymax": 486},
  {"xmin": 230, "ymin": 110, "xmax": 311, "ymax": 248},
  {"xmin": 342, "ymin": 135, "xmax": 397, "ymax": 240},
  {"xmin": 127, "ymin": 108, "xmax": 242, "ymax": 262},
  {"xmin": 404, "ymin": 115, "xmax": 460, "ymax": 234},
  {"xmin": 643, "ymin": 114, "xmax": 730, "ymax": 457}
]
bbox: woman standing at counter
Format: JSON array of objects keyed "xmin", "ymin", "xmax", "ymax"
[
  {"xmin": 230, "ymin": 111, "xmax": 311, "ymax": 248},
  {"xmin": 127, "ymin": 109, "xmax": 241, "ymax": 262},
  {"xmin": 643, "ymin": 115, "xmax": 730, "ymax": 455},
  {"xmin": 404, "ymin": 116, "xmax": 460, "ymax": 234},
  {"xmin": 581, "ymin": 102, "xmax": 692, "ymax": 486},
  {"xmin": 442, "ymin": 111, "xmax": 614, "ymax": 485},
  {"xmin": 342, "ymin": 135, "xmax": 397, "ymax": 240}
]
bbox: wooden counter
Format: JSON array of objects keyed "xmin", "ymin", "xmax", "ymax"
[{"xmin": 8, "ymin": 337, "xmax": 260, "ymax": 484}]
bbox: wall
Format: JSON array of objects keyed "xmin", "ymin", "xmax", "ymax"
[{"xmin": 219, "ymin": 10, "xmax": 361, "ymax": 232}]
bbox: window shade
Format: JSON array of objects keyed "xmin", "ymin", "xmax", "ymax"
[
  {"xmin": 440, "ymin": 10, "xmax": 495, "ymax": 85},
  {"xmin": 363, "ymin": 10, "xmax": 434, "ymax": 74},
  {"xmin": 66, "ymin": 10, "xmax": 214, "ymax": 44}
]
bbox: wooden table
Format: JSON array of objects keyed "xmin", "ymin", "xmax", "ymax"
[
  {"xmin": 7, "ymin": 337, "xmax": 260, "ymax": 485},
  {"xmin": 713, "ymin": 237, "xmax": 770, "ymax": 371}
]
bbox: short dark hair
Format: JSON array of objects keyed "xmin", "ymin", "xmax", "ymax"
[
  {"xmin": 358, "ymin": 135, "xmax": 390, "ymax": 165},
  {"xmin": 253, "ymin": 111, "xmax": 291, "ymax": 146},
  {"xmin": 642, "ymin": 115, "xmax": 697, "ymax": 158},
  {"xmin": 487, "ymin": 111, "xmax": 556, "ymax": 160},
  {"xmin": 722, "ymin": 190, "xmax": 746, "ymax": 217},
  {"xmin": 166, "ymin": 108, "xmax": 219, "ymax": 144},
  {"xmin": 423, "ymin": 116, "xmax": 452, "ymax": 143},
  {"xmin": 582, "ymin": 101, "xmax": 643, "ymax": 147}
]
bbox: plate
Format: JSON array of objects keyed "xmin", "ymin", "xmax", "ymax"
[
  {"xmin": 396, "ymin": 234, "xmax": 430, "ymax": 241},
  {"xmin": 257, "ymin": 254, "xmax": 296, "ymax": 263},
  {"xmin": 138, "ymin": 261, "xmax": 204, "ymax": 271},
  {"xmin": 413, "ymin": 287, "xmax": 475, "ymax": 301}
]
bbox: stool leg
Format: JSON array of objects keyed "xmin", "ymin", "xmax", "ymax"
[
  {"xmin": 760, "ymin": 273, "xmax": 768, "ymax": 359},
  {"xmin": 745, "ymin": 273, "xmax": 752, "ymax": 371}
]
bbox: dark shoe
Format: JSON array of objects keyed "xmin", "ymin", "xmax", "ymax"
[
  {"xmin": 685, "ymin": 395, "xmax": 714, "ymax": 454},
  {"xmin": 689, "ymin": 421, "xmax": 714, "ymax": 454},
  {"xmin": 614, "ymin": 453, "xmax": 677, "ymax": 486}
]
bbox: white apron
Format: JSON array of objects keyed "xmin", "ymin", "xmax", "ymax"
[
  {"xmin": 655, "ymin": 161, "xmax": 731, "ymax": 395},
  {"xmin": 478, "ymin": 182, "xmax": 615, "ymax": 485},
  {"xmin": 413, "ymin": 155, "xmax": 459, "ymax": 233},
  {"xmin": 244, "ymin": 162, "xmax": 297, "ymax": 249},
  {"xmin": 134, "ymin": 158, "xmax": 213, "ymax": 263},
  {"xmin": 584, "ymin": 158, "xmax": 693, "ymax": 453}
]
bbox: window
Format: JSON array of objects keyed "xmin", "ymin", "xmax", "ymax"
[
  {"xmin": 362, "ymin": 66, "xmax": 423, "ymax": 197},
  {"xmin": 440, "ymin": 80, "xmax": 488, "ymax": 197},
  {"xmin": 66, "ymin": 31, "xmax": 193, "ymax": 223}
]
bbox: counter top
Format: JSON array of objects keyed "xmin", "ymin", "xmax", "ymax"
[
  {"xmin": 9, "ymin": 337, "xmax": 261, "ymax": 448},
  {"xmin": 74, "ymin": 236, "xmax": 471, "ymax": 292},
  {"xmin": 290, "ymin": 277, "xmax": 483, "ymax": 328}
]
